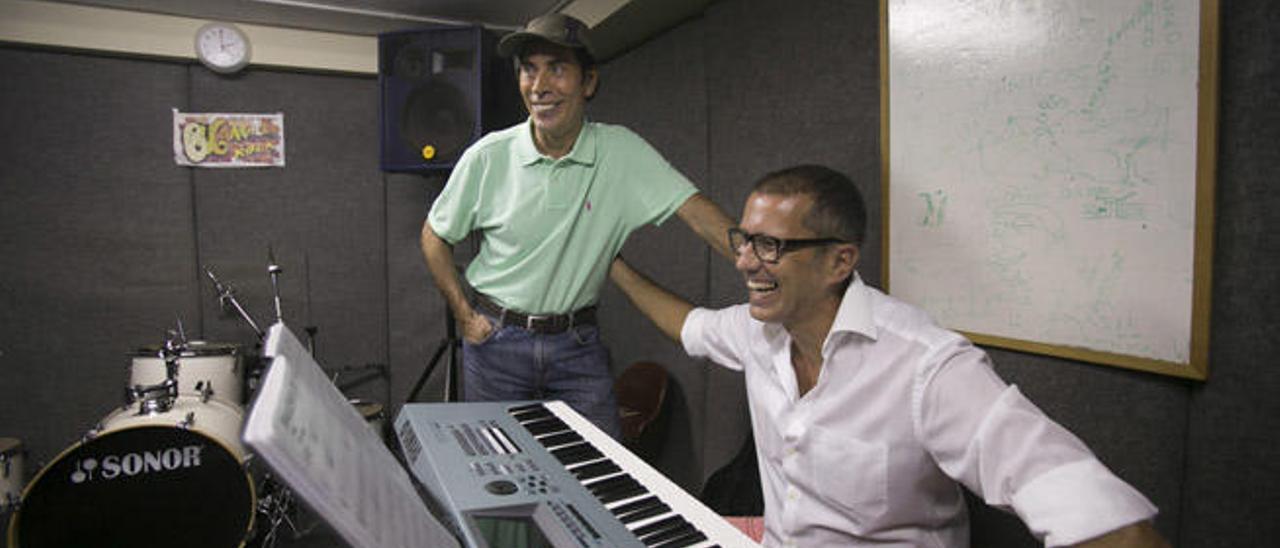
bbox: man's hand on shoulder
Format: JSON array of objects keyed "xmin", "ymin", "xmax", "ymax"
[{"xmin": 675, "ymin": 193, "xmax": 735, "ymax": 260}]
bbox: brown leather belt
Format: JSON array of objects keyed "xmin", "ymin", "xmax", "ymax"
[{"xmin": 474, "ymin": 294, "xmax": 597, "ymax": 334}]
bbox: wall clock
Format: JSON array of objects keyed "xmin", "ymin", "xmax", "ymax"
[{"xmin": 195, "ymin": 22, "xmax": 251, "ymax": 74}]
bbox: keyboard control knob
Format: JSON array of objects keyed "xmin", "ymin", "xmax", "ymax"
[{"xmin": 484, "ymin": 479, "xmax": 518, "ymax": 496}]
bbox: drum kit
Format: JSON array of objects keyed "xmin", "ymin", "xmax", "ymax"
[{"xmin": 4, "ymin": 256, "xmax": 390, "ymax": 548}]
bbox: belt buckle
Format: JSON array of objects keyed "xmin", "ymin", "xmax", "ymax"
[{"xmin": 525, "ymin": 314, "xmax": 551, "ymax": 331}]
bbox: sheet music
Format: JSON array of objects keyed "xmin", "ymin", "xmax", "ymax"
[{"xmin": 243, "ymin": 323, "xmax": 459, "ymax": 548}]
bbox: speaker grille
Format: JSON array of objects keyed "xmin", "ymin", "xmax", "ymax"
[
  {"xmin": 379, "ymin": 26, "xmax": 518, "ymax": 173},
  {"xmin": 399, "ymin": 79, "xmax": 474, "ymax": 164}
]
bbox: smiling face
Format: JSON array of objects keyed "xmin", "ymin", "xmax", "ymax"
[
  {"xmin": 517, "ymin": 44, "xmax": 597, "ymax": 156},
  {"xmin": 735, "ymin": 192, "xmax": 857, "ymax": 332}
]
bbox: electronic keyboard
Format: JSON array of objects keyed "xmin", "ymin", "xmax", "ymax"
[{"xmin": 396, "ymin": 401, "xmax": 758, "ymax": 548}]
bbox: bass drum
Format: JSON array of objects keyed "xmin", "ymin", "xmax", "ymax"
[{"xmin": 8, "ymin": 398, "xmax": 255, "ymax": 548}]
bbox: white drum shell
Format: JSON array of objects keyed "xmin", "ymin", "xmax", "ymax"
[
  {"xmin": 1, "ymin": 437, "xmax": 24, "ymax": 511},
  {"xmin": 350, "ymin": 400, "xmax": 386, "ymax": 440},
  {"xmin": 100, "ymin": 397, "xmax": 247, "ymax": 460},
  {"xmin": 130, "ymin": 342, "xmax": 243, "ymax": 405},
  {"xmin": 10, "ymin": 398, "xmax": 256, "ymax": 548}
]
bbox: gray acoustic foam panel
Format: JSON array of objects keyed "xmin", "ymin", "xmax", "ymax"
[
  {"xmin": 699, "ymin": 0, "xmax": 883, "ymax": 485},
  {"xmin": 1181, "ymin": 1, "xmax": 1280, "ymax": 545},
  {"xmin": 188, "ymin": 69, "xmax": 386, "ymax": 404},
  {"xmin": 0, "ymin": 48, "xmax": 194, "ymax": 464},
  {"xmin": 591, "ymin": 17, "xmax": 717, "ymax": 493}
]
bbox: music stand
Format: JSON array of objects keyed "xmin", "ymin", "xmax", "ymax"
[{"xmin": 407, "ymin": 308, "xmax": 460, "ymax": 403}]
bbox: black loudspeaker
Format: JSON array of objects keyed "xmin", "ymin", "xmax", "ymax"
[{"xmin": 378, "ymin": 26, "xmax": 521, "ymax": 172}]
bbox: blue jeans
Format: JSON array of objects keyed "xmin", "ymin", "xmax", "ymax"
[{"xmin": 462, "ymin": 312, "xmax": 623, "ymax": 440}]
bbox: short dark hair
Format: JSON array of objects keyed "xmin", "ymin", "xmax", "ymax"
[{"xmin": 752, "ymin": 165, "xmax": 868, "ymax": 246}]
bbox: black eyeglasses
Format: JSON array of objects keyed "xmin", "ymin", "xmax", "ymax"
[{"xmin": 727, "ymin": 227, "xmax": 847, "ymax": 264}]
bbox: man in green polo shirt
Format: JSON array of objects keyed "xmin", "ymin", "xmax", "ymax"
[{"xmin": 420, "ymin": 13, "xmax": 732, "ymax": 438}]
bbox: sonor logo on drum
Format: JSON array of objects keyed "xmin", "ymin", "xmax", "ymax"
[{"xmin": 69, "ymin": 444, "xmax": 205, "ymax": 483}]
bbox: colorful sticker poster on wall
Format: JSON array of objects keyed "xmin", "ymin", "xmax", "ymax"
[{"xmin": 173, "ymin": 109, "xmax": 285, "ymax": 167}]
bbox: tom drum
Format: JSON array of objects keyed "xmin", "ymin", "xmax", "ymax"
[{"xmin": 130, "ymin": 341, "xmax": 244, "ymax": 405}]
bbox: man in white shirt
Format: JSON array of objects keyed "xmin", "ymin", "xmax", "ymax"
[{"xmin": 609, "ymin": 165, "xmax": 1168, "ymax": 547}]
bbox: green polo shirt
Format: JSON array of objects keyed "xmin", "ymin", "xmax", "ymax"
[{"xmin": 427, "ymin": 120, "xmax": 697, "ymax": 314}]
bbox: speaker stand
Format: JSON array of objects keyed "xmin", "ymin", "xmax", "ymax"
[{"xmin": 407, "ymin": 308, "xmax": 460, "ymax": 404}]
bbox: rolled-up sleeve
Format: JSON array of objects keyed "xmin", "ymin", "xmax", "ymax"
[
  {"xmin": 681, "ymin": 306, "xmax": 747, "ymax": 372},
  {"xmin": 1013, "ymin": 458, "xmax": 1157, "ymax": 546},
  {"xmin": 916, "ymin": 342, "xmax": 1157, "ymax": 546}
]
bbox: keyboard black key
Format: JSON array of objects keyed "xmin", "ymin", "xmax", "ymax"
[
  {"xmin": 642, "ymin": 522, "xmax": 695, "ymax": 545},
  {"xmin": 598, "ymin": 483, "xmax": 645, "ymax": 504},
  {"xmin": 590, "ymin": 476, "xmax": 645, "ymax": 504},
  {"xmin": 585, "ymin": 474, "xmax": 631, "ymax": 494},
  {"xmin": 538, "ymin": 430, "xmax": 582, "ymax": 448},
  {"xmin": 618, "ymin": 502, "xmax": 670, "ymax": 524},
  {"xmin": 552, "ymin": 441, "xmax": 603, "ymax": 465},
  {"xmin": 523, "ymin": 417, "xmax": 569, "ymax": 436},
  {"xmin": 652, "ymin": 530, "xmax": 708, "ymax": 548},
  {"xmin": 632, "ymin": 515, "xmax": 685, "ymax": 538},
  {"xmin": 611, "ymin": 495, "xmax": 664, "ymax": 517},
  {"xmin": 571, "ymin": 460, "xmax": 620, "ymax": 481}
]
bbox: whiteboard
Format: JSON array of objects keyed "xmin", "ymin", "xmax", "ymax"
[{"xmin": 882, "ymin": 0, "xmax": 1217, "ymax": 378}]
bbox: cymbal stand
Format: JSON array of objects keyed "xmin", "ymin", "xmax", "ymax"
[
  {"xmin": 267, "ymin": 247, "xmax": 284, "ymax": 326},
  {"xmin": 206, "ymin": 267, "xmax": 264, "ymax": 339}
]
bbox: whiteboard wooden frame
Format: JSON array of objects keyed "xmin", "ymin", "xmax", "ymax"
[{"xmin": 879, "ymin": 0, "xmax": 1218, "ymax": 380}]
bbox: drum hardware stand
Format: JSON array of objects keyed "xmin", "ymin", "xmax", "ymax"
[
  {"xmin": 263, "ymin": 249, "xmax": 320, "ymax": 353},
  {"xmin": 128, "ymin": 336, "xmax": 183, "ymax": 415},
  {"xmin": 406, "ymin": 307, "xmax": 460, "ymax": 404},
  {"xmin": 304, "ymin": 326, "xmax": 318, "ymax": 355},
  {"xmin": 326, "ymin": 363, "xmax": 390, "ymax": 393},
  {"xmin": 206, "ymin": 266, "xmax": 264, "ymax": 339},
  {"xmin": 267, "ymin": 246, "xmax": 285, "ymax": 325},
  {"xmin": 196, "ymin": 380, "xmax": 215, "ymax": 403},
  {"xmin": 254, "ymin": 473, "xmax": 318, "ymax": 548}
]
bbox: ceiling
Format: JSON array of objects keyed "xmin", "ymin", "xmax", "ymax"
[{"xmin": 48, "ymin": 0, "xmax": 714, "ymax": 61}]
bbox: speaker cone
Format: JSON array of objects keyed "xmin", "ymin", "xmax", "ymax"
[{"xmin": 399, "ymin": 79, "xmax": 474, "ymax": 163}]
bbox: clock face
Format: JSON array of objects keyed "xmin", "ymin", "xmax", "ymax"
[{"xmin": 195, "ymin": 23, "xmax": 250, "ymax": 73}]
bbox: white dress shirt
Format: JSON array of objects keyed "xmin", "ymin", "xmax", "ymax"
[{"xmin": 682, "ymin": 274, "xmax": 1156, "ymax": 547}]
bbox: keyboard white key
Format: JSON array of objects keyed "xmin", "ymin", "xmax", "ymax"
[{"xmin": 518, "ymin": 401, "xmax": 758, "ymax": 548}]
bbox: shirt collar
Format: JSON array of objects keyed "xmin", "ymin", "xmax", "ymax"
[
  {"xmin": 830, "ymin": 272, "xmax": 877, "ymax": 341},
  {"xmin": 515, "ymin": 117, "xmax": 598, "ymax": 166},
  {"xmin": 759, "ymin": 272, "xmax": 878, "ymax": 344}
]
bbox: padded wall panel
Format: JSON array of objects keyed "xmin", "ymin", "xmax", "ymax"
[
  {"xmin": 699, "ymin": 0, "xmax": 883, "ymax": 485},
  {"xmin": 385, "ymin": 171, "xmax": 452, "ymax": 415},
  {"xmin": 1182, "ymin": 1, "xmax": 1280, "ymax": 545},
  {"xmin": 0, "ymin": 48, "xmax": 195, "ymax": 467},
  {"xmin": 590, "ymin": 19, "xmax": 715, "ymax": 492},
  {"xmin": 188, "ymin": 69, "xmax": 388, "ymax": 404},
  {"xmin": 704, "ymin": 0, "xmax": 882, "ymax": 292}
]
